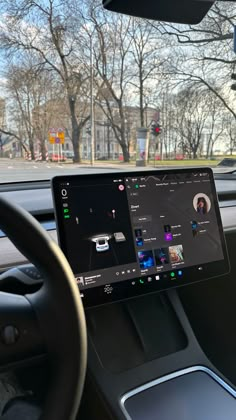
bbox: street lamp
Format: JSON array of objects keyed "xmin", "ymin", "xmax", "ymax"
[
  {"xmin": 145, "ymin": 101, "xmax": 148, "ymax": 127},
  {"xmin": 103, "ymin": 121, "xmax": 111, "ymax": 159},
  {"xmin": 81, "ymin": 23, "xmax": 96, "ymax": 165},
  {"xmin": 90, "ymin": 34, "xmax": 95, "ymax": 165}
]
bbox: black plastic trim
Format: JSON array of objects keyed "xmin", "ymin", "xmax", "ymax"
[{"xmin": 0, "ymin": 180, "xmax": 50, "ymax": 192}]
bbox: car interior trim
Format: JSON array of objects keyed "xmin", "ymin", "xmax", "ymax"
[{"xmin": 120, "ymin": 365, "xmax": 236, "ymax": 419}]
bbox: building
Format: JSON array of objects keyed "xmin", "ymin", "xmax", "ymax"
[{"xmin": 33, "ymin": 99, "xmax": 159, "ymax": 160}]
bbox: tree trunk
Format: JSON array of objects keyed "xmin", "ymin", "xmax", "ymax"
[
  {"xmin": 210, "ymin": 144, "xmax": 214, "ymax": 157},
  {"xmin": 29, "ymin": 138, "xmax": 35, "ymax": 160},
  {"xmin": 72, "ymin": 131, "xmax": 81, "ymax": 163},
  {"xmin": 121, "ymin": 142, "xmax": 130, "ymax": 162},
  {"xmin": 192, "ymin": 148, "xmax": 197, "ymax": 159},
  {"xmin": 40, "ymin": 139, "xmax": 46, "ymax": 160},
  {"xmin": 206, "ymin": 139, "xmax": 211, "ymax": 159},
  {"xmin": 68, "ymin": 95, "xmax": 81, "ymax": 163}
]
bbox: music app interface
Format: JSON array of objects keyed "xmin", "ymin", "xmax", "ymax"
[{"xmin": 126, "ymin": 173, "xmax": 223, "ymax": 279}]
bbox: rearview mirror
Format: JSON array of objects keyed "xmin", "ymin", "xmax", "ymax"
[{"xmin": 103, "ymin": 0, "xmax": 214, "ymax": 24}]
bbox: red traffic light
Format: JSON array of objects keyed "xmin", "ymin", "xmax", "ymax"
[{"xmin": 151, "ymin": 123, "xmax": 161, "ymax": 136}]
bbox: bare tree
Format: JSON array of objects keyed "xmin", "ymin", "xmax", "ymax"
[
  {"xmin": 5, "ymin": 58, "xmax": 60, "ymax": 159},
  {"xmin": 0, "ymin": 0, "xmax": 90, "ymax": 162},
  {"xmin": 7, "ymin": 64, "xmax": 38, "ymax": 159},
  {"xmin": 172, "ymin": 87, "xmax": 212, "ymax": 159},
  {"xmin": 0, "ymin": 128, "xmax": 28, "ymax": 157},
  {"xmin": 151, "ymin": 2, "xmax": 236, "ymax": 126},
  {"xmin": 224, "ymin": 114, "xmax": 236, "ymax": 155},
  {"xmin": 128, "ymin": 19, "xmax": 162, "ymax": 127},
  {"xmin": 88, "ymin": 6, "xmax": 133, "ymax": 162},
  {"xmin": 154, "ymin": 3, "xmax": 235, "ymax": 49},
  {"xmin": 204, "ymin": 95, "xmax": 225, "ymax": 158}
]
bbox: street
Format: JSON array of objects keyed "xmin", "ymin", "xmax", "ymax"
[
  {"xmin": 0, "ymin": 158, "xmax": 175, "ymax": 182},
  {"xmin": 0, "ymin": 159, "xmax": 127, "ymax": 183},
  {"xmin": 0, "ymin": 159, "xmax": 232, "ymax": 197}
]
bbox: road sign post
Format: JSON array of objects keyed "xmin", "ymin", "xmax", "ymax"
[{"xmin": 48, "ymin": 128, "xmax": 65, "ymax": 162}]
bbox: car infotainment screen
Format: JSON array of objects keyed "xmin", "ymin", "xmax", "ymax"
[{"xmin": 52, "ymin": 168, "xmax": 229, "ymax": 307}]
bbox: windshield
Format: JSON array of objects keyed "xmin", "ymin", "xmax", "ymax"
[{"xmin": 0, "ymin": 1, "xmax": 235, "ymax": 184}]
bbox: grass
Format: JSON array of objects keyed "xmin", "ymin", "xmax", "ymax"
[
  {"xmin": 150, "ymin": 159, "xmax": 220, "ymax": 167},
  {"xmin": 82, "ymin": 158, "xmax": 221, "ymax": 167},
  {"xmin": 55, "ymin": 155, "xmax": 236, "ymax": 166}
]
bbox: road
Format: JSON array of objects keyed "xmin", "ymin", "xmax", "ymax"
[
  {"xmin": 0, "ymin": 159, "xmax": 127, "ymax": 182},
  {"xmin": 0, "ymin": 159, "xmax": 234, "ymax": 195},
  {"xmin": 0, "ymin": 158, "xmax": 173, "ymax": 182}
]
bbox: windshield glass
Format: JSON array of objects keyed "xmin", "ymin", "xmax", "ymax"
[{"xmin": 0, "ymin": 1, "xmax": 235, "ymax": 183}]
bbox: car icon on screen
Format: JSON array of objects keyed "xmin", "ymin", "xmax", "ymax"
[{"xmin": 95, "ymin": 237, "xmax": 110, "ymax": 252}]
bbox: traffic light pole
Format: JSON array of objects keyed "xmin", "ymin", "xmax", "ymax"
[{"xmin": 160, "ymin": 135, "xmax": 163, "ymax": 161}]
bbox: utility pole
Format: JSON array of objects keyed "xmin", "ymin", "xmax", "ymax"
[
  {"xmin": 107, "ymin": 122, "xmax": 111, "ymax": 159},
  {"xmin": 90, "ymin": 35, "xmax": 95, "ymax": 165}
]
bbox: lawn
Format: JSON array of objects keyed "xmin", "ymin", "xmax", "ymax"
[
  {"xmin": 75, "ymin": 156, "xmax": 236, "ymax": 167},
  {"xmin": 150, "ymin": 159, "xmax": 220, "ymax": 167},
  {"xmin": 90, "ymin": 158, "xmax": 221, "ymax": 167}
]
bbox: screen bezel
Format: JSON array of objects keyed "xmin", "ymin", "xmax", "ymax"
[{"xmin": 51, "ymin": 168, "xmax": 230, "ymax": 307}]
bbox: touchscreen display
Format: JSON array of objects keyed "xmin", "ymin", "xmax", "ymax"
[{"xmin": 52, "ymin": 168, "xmax": 229, "ymax": 306}]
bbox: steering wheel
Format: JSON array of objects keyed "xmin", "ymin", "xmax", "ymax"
[{"xmin": 0, "ymin": 197, "xmax": 87, "ymax": 420}]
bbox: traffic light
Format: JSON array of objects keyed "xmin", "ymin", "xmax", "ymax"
[{"xmin": 151, "ymin": 123, "xmax": 161, "ymax": 137}]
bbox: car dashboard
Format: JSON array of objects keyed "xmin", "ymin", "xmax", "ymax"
[
  {"xmin": 1, "ymin": 172, "xmax": 236, "ymax": 420},
  {"xmin": 0, "ymin": 174, "xmax": 235, "ymax": 271}
]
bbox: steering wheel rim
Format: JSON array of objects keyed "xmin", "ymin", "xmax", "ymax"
[{"xmin": 0, "ymin": 196, "xmax": 87, "ymax": 420}]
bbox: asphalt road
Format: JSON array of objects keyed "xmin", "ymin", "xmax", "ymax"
[
  {"xmin": 0, "ymin": 158, "xmax": 176, "ymax": 183},
  {"xmin": 0, "ymin": 159, "xmax": 126, "ymax": 183},
  {"xmin": 0, "ymin": 159, "xmax": 235, "ymax": 195}
]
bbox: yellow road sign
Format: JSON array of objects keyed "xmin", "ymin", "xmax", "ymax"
[
  {"xmin": 48, "ymin": 128, "xmax": 65, "ymax": 144},
  {"xmin": 49, "ymin": 133, "xmax": 56, "ymax": 144},
  {"xmin": 57, "ymin": 132, "xmax": 65, "ymax": 143}
]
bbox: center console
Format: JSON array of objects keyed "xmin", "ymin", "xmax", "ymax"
[
  {"xmin": 52, "ymin": 168, "xmax": 234, "ymax": 420},
  {"xmin": 121, "ymin": 367, "xmax": 236, "ymax": 420}
]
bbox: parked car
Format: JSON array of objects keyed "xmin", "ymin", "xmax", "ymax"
[
  {"xmin": 213, "ymin": 158, "xmax": 236, "ymax": 174},
  {"xmin": 64, "ymin": 151, "xmax": 74, "ymax": 159},
  {"xmin": 48, "ymin": 152, "xmax": 67, "ymax": 162},
  {"xmin": 217, "ymin": 158, "xmax": 236, "ymax": 167}
]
